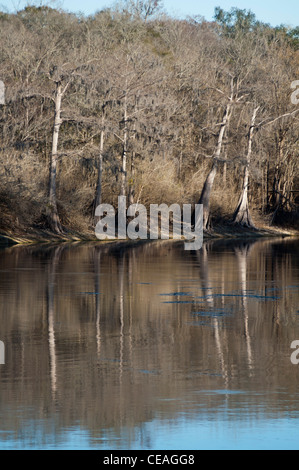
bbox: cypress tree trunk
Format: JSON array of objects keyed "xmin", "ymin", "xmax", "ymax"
[
  {"xmin": 233, "ymin": 107, "xmax": 259, "ymax": 228},
  {"xmin": 232, "ymin": 166, "xmax": 255, "ymax": 227},
  {"xmin": 49, "ymin": 82, "xmax": 63, "ymax": 234},
  {"xmin": 198, "ymin": 161, "xmax": 218, "ymax": 230},
  {"xmin": 128, "ymin": 104, "xmax": 137, "ymax": 206},
  {"xmin": 195, "ymin": 102, "xmax": 232, "ymax": 230},
  {"xmin": 121, "ymin": 94, "xmax": 128, "ymax": 198},
  {"xmin": 94, "ymin": 127, "xmax": 104, "ymax": 225}
]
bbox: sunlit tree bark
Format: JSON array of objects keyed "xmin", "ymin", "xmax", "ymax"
[{"xmin": 233, "ymin": 107, "xmax": 259, "ymax": 228}]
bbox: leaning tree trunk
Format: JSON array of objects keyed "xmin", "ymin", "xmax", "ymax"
[
  {"xmin": 233, "ymin": 107, "xmax": 259, "ymax": 228},
  {"xmin": 195, "ymin": 102, "xmax": 232, "ymax": 230},
  {"xmin": 49, "ymin": 82, "xmax": 63, "ymax": 234}
]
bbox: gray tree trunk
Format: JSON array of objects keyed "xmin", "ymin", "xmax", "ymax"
[
  {"xmin": 49, "ymin": 82, "xmax": 63, "ymax": 234},
  {"xmin": 121, "ymin": 94, "xmax": 128, "ymax": 198},
  {"xmin": 128, "ymin": 105, "xmax": 136, "ymax": 206},
  {"xmin": 233, "ymin": 107, "xmax": 259, "ymax": 228},
  {"xmin": 128, "ymin": 150, "xmax": 135, "ymax": 206},
  {"xmin": 195, "ymin": 102, "xmax": 232, "ymax": 230},
  {"xmin": 94, "ymin": 127, "xmax": 104, "ymax": 225},
  {"xmin": 198, "ymin": 162, "xmax": 218, "ymax": 230}
]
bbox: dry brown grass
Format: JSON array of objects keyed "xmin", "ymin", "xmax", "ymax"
[{"xmin": 0, "ymin": 150, "xmax": 297, "ymax": 241}]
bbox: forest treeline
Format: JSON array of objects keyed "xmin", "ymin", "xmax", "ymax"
[{"xmin": 0, "ymin": 0, "xmax": 298, "ymax": 237}]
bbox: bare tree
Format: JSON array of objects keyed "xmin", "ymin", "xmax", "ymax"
[
  {"xmin": 233, "ymin": 106, "xmax": 259, "ymax": 228},
  {"xmin": 0, "ymin": 6, "xmax": 298, "ymax": 238},
  {"xmin": 48, "ymin": 69, "xmax": 72, "ymax": 233},
  {"xmin": 121, "ymin": 0, "xmax": 163, "ymax": 21}
]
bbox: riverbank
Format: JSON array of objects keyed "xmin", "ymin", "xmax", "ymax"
[{"xmin": 0, "ymin": 220, "xmax": 297, "ymax": 247}]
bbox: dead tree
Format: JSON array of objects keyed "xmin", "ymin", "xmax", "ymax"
[
  {"xmin": 233, "ymin": 106, "xmax": 259, "ymax": 228},
  {"xmin": 195, "ymin": 100, "xmax": 233, "ymax": 230},
  {"xmin": 48, "ymin": 69, "xmax": 72, "ymax": 234}
]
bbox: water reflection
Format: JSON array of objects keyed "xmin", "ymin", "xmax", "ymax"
[
  {"xmin": 0, "ymin": 238, "xmax": 299, "ymax": 449},
  {"xmin": 235, "ymin": 244, "xmax": 253, "ymax": 371}
]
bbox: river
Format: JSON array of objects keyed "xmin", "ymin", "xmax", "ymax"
[{"xmin": 0, "ymin": 238, "xmax": 299, "ymax": 449}]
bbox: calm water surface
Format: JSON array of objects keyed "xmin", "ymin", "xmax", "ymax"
[{"xmin": 0, "ymin": 238, "xmax": 299, "ymax": 449}]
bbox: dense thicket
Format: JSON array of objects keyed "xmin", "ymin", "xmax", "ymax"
[{"xmin": 0, "ymin": 1, "xmax": 298, "ymax": 235}]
